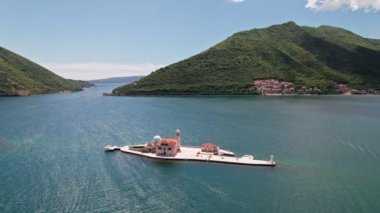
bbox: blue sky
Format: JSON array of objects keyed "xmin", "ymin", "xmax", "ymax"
[{"xmin": 1, "ymin": 0, "xmax": 379, "ymax": 80}]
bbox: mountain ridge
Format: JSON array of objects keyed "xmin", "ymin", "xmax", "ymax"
[
  {"xmin": 91, "ymin": 76, "xmax": 143, "ymax": 84},
  {"xmin": 0, "ymin": 46, "xmax": 93, "ymax": 96},
  {"xmin": 113, "ymin": 22, "xmax": 380, "ymax": 96}
]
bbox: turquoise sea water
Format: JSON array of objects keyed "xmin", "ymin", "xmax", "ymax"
[{"xmin": 1, "ymin": 84, "xmax": 380, "ymax": 212}]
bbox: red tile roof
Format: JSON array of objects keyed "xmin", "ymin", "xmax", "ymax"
[
  {"xmin": 157, "ymin": 138, "xmax": 178, "ymax": 145},
  {"xmin": 202, "ymin": 143, "xmax": 217, "ymax": 148}
]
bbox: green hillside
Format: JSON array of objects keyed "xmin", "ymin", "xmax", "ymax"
[
  {"xmin": 113, "ymin": 22, "xmax": 380, "ymax": 95},
  {"xmin": 0, "ymin": 47, "xmax": 93, "ymax": 96}
]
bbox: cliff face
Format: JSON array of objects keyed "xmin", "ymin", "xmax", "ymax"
[
  {"xmin": 113, "ymin": 22, "xmax": 380, "ymax": 96},
  {"xmin": 0, "ymin": 47, "xmax": 92, "ymax": 96}
]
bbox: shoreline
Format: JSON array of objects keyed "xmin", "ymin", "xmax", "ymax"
[{"xmin": 105, "ymin": 92, "xmax": 380, "ymax": 97}]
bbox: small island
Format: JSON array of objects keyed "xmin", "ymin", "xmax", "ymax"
[{"xmin": 105, "ymin": 130, "xmax": 275, "ymax": 167}]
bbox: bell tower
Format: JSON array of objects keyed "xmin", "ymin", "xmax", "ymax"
[{"xmin": 176, "ymin": 129, "xmax": 181, "ymax": 151}]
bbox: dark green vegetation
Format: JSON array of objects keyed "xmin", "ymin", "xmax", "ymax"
[
  {"xmin": 0, "ymin": 46, "xmax": 93, "ymax": 96},
  {"xmin": 113, "ymin": 22, "xmax": 380, "ymax": 95}
]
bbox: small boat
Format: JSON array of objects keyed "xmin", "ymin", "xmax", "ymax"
[{"xmin": 104, "ymin": 145, "xmax": 119, "ymax": 152}]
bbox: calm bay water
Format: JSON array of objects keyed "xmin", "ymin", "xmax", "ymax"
[{"xmin": 1, "ymin": 84, "xmax": 380, "ymax": 212}]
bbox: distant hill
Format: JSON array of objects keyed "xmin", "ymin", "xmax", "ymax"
[
  {"xmin": 113, "ymin": 22, "xmax": 380, "ymax": 96},
  {"xmin": 0, "ymin": 46, "xmax": 93, "ymax": 96},
  {"xmin": 91, "ymin": 76, "xmax": 143, "ymax": 84}
]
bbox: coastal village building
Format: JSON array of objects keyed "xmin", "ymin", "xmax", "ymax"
[
  {"xmin": 254, "ymin": 79, "xmax": 327, "ymax": 95},
  {"xmin": 149, "ymin": 129, "xmax": 181, "ymax": 157},
  {"xmin": 156, "ymin": 139, "xmax": 178, "ymax": 156},
  {"xmin": 253, "ymin": 79, "xmax": 295, "ymax": 95},
  {"xmin": 201, "ymin": 143, "xmax": 219, "ymax": 154},
  {"xmin": 336, "ymin": 83, "xmax": 367, "ymax": 95}
]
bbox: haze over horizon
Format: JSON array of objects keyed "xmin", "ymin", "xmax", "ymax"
[{"xmin": 1, "ymin": 0, "xmax": 379, "ymax": 80}]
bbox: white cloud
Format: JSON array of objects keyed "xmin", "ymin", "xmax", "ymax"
[
  {"xmin": 42, "ymin": 62, "xmax": 165, "ymax": 80},
  {"xmin": 306, "ymin": 0, "xmax": 380, "ymax": 12},
  {"xmin": 227, "ymin": 0, "xmax": 245, "ymax": 3}
]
